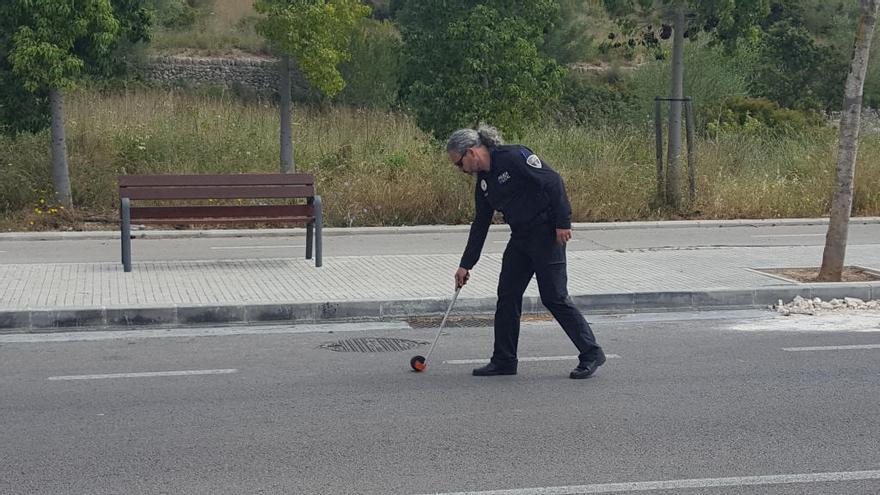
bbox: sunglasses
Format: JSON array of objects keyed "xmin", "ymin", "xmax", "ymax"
[{"xmin": 454, "ymin": 148, "xmax": 470, "ymax": 169}]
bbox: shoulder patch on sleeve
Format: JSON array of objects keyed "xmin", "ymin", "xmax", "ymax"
[{"xmin": 526, "ymin": 154, "xmax": 542, "ymax": 169}]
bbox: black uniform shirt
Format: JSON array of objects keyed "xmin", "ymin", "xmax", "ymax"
[{"xmin": 459, "ymin": 145, "xmax": 572, "ymax": 270}]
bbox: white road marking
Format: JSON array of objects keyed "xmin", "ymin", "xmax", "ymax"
[
  {"xmin": 728, "ymin": 313, "xmax": 880, "ymax": 332},
  {"xmin": 420, "ymin": 469, "xmax": 880, "ymax": 495},
  {"xmin": 751, "ymin": 234, "xmax": 825, "ymax": 238},
  {"xmin": 0, "ymin": 321, "xmax": 412, "ymax": 343},
  {"xmin": 210, "ymin": 245, "xmax": 304, "ymax": 250},
  {"xmin": 48, "ymin": 369, "xmax": 238, "ymax": 381},
  {"xmin": 443, "ymin": 354, "xmax": 620, "ymax": 365},
  {"xmin": 783, "ymin": 343, "xmax": 880, "ymax": 352}
]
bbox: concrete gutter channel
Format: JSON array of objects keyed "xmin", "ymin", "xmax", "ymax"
[{"xmin": 2, "ymin": 284, "xmax": 879, "ymax": 333}]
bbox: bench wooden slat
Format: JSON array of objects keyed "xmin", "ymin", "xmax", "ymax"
[
  {"xmin": 118, "ymin": 173, "xmax": 323, "ymax": 271},
  {"xmin": 133, "ymin": 217, "xmax": 314, "ymax": 224},
  {"xmin": 121, "ymin": 185, "xmax": 314, "ymax": 200},
  {"xmin": 130, "ymin": 205, "xmax": 314, "ymax": 221},
  {"xmin": 119, "ymin": 174, "xmax": 314, "ymax": 187}
]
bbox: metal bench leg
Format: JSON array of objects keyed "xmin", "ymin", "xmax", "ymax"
[
  {"xmin": 306, "ymin": 221, "xmax": 314, "ymax": 260},
  {"xmin": 121, "ymin": 197, "xmax": 132, "ymax": 272},
  {"xmin": 314, "ymin": 195, "xmax": 323, "ymax": 268}
]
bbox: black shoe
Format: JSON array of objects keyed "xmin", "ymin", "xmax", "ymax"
[
  {"xmin": 472, "ymin": 361, "xmax": 517, "ymax": 376},
  {"xmin": 570, "ymin": 352, "xmax": 606, "ymax": 379}
]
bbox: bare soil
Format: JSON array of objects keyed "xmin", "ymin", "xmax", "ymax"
[{"xmin": 763, "ymin": 267, "xmax": 880, "ymax": 283}]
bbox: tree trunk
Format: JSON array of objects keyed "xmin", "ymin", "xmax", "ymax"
[
  {"xmin": 49, "ymin": 87, "xmax": 72, "ymax": 209},
  {"xmin": 665, "ymin": 1, "xmax": 686, "ymax": 210},
  {"xmin": 817, "ymin": 0, "xmax": 880, "ymax": 281},
  {"xmin": 280, "ymin": 54, "xmax": 294, "ymax": 173}
]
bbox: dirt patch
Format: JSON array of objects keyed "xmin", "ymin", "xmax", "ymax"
[{"xmin": 762, "ymin": 266, "xmax": 880, "ymax": 283}]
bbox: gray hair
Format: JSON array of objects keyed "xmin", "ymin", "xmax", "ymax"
[{"xmin": 446, "ymin": 123, "xmax": 504, "ymax": 154}]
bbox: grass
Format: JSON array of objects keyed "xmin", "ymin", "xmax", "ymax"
[
  {"xmin": 2, "ymin": 87, "xmax": 880, "ymax": 231},
  {"xmin": 149, "ymin": 0, "xmax": 267, "ymax": 55}
]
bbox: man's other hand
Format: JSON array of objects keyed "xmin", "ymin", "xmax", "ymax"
[{"xmin": 556, "ymin": 228, "xmax": 572, "ymax": 245}]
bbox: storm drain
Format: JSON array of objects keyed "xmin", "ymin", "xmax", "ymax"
[{"xmin": 319, "ymin": 337, "xmax": 426, "ymax": 353}]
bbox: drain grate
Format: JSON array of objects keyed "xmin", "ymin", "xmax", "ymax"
[
  {"xmin": 319, "ymin": 337, "xmax": 426, "ymax": 353},
  {"xmin": 407, "ymin": 314, "xmax": 555, "ymax": 329}
]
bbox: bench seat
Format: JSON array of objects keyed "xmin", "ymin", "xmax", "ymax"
[{"xmin": 119, "ymin": 174, "xmax": 322, "ymax": 272}]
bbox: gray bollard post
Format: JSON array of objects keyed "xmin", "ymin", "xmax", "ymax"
[
  {"xmin": 121, "ymin": 197, "xmax": 132, "ymax": 272},
  {"xmin": 314, "ymin": 195, "xmax": 323, "ymax": 268},
  {"xmin": 306, "ymin": 205, "xmax": 314, "ymax": 260}
]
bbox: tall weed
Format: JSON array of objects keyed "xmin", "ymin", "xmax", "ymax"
[{"xmin": 2, "ymin": 88, "xmax": 879, "ymax": 230}]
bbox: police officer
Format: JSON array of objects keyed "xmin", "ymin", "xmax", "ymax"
[{"xmin": 447, "ymin": 124, "xmax": 605, "ymax": 379}]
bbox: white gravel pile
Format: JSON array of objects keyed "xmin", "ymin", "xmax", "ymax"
[{"xmin": 774, "ymin": 295, "xmax": 880, "ymax": 316}]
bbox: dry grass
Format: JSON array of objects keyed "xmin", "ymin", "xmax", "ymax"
[
  {"xmin": 2, "ymin": 87, "xmax": 880, "ymax": 231},
  {"xmin": 210, "ymin": 0, "xmax": 256, "ymax": 27},
  {"xmin": 149, "ymin": 0, "xmax": 266, "ymax": 54}
]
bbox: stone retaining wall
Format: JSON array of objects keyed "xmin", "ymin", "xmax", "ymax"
[{"xmin": 142, "ymin": 55, "xmax": 314, "ymax": 98}]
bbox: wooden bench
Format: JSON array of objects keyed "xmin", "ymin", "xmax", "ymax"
[{"xmin": 118, "ymin": 174, "xmax": 322, "ymax": 272}]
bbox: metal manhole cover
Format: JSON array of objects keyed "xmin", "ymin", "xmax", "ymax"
[{"xmin": 319, "ymin": 337, "xmax": 426, "ymax": 353}]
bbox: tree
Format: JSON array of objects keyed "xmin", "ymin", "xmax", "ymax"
[
  {"xmin": 603, "ymin": 0, "xmax": 769, "ymax": 209},
  {"xmin": 1, "ymin": 1, "xmax": 148, "ymax": 138},
  {"xmin": 750, "ymin": 22, "xmax": 847, "ymax": 112},
  {"xmin": 2, "ymin": 0, "xmax": 119, "ymax": 209},
  {"xmin": 818, "ymin": 0, "xmax": 880, "ymax": 282},
  {"xmin": 397, "ymin": 0, "xmax": 565, "ymax": 139},
  {"xmin": 255, "ymin": 0, "xmax": 370, "ymax": 173},
  {"xmin": 86, "ymin": 0, "xmax": 152, "ymax": 79}
]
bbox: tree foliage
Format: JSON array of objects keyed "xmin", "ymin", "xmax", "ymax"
[
  {"xmin": 397, "ymin": 0, "xmax": 564, "ymax": 139},
  {"xmin": 254, "ymin": 0, "xmax": 371, "ymax": 97},
  {"xmin": 603, "ymin": 0, "xmax": 770, "ymax": 49},
  {"xmin": 749, "ymin": 22, "xmax": 847, "ymax": 111},
  {"xmin": 0, "ymin": 0, "xmax": 124, "ymax": 135},
  {"xmin": 85, "ymin": 0, "xmax": 152, "ymax": 79},
  {"xmin": 4, "ymin": 0, "xmax": 119, "ymax": 92}
]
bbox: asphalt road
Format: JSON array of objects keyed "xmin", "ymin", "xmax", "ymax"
[
  {"xmin": 1, "ymin": 223, "xmax": 879, "ymax": 264},
  {"xmin": 1, "ymin": 310, "xmax": 878, "ymax": 494}
]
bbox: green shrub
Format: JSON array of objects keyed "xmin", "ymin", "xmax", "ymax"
[
  {"xmin": 542, "ymin": 0, "xmax": 603, "ymax": 64},
  {"xmin": 144, "ymin": 0, "xmax": 198, "ymax": 28},
  {"xmin": 555, "ymin": 69, "xmax": 639, "ymax": 127},
  {"xmin": 749, "ymin": 22, "xmax": 847, "ymax": 112},
  {"xmin": 707, "ymin": 97, "xmax": 822, "ymax": 136},
  {"xmin": 629, "ymin": 41, "xmax": 754, "ymax": 128},
  {"xmin": 337, "ymin": 20, "xmax": 402, "ymax": 108}
]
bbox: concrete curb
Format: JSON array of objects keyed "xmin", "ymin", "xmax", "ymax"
[
  {"xmin": 3, "ymin": 217, "xmax": 880, "ymax": 242},
  {"xmin": 2, "ymin": 284, "xmax": 878, "ymax": 332}
]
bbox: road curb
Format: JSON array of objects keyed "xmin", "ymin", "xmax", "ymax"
[
  {"xmin": 2, "ymin": 284, "xmax": 877, "ymax": 333},
  {"xmin": 3, "ymin": 217, "xmax": 880, "ymax": 241}
]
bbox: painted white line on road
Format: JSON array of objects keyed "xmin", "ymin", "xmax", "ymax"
[
  {"xmin": 210, "ymin": 245, "xmax": 304, "ymax": 250},
  {"xmin": 751, "ymin": 234, "xmax": 825, "ymax": 238},
  {"xmin": 48, "ymin": 369, "xmax": 238, "ymax": 381},
  {"xmin": 783, "ymin": 343, "xmax": 880, "ymax": 352},
  {"xmin": 443, "ymin": 354, "xmax": 620, "ymax": 365},
  {"xmin": 420, "ymin": 469, "xmax": 880, "ymax": 495},
  {"xmin": 728, "ymin": 313, "xmax": 880, "ymax": 332},
  {"xmin": 1, "ymin": 321, "xmax": 412, "ymax": 343}
]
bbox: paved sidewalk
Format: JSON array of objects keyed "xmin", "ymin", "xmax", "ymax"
[{"xmin": 2, "ymin": 220, "xmax": 879, "ymax": 330}]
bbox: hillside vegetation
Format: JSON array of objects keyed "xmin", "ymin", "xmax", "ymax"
[{"xmin": 3, "ymin": 0, "xmax": 880, "ymax": 230}]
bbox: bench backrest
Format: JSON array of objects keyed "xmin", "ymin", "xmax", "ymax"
[{"xmin": 118, "ymin": 174, "xmax": 315, "ymax": 200}]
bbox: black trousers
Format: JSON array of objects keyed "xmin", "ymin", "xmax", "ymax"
[{"xmin": 491, "ymin": 225, "xmax": 602, "ymax": 365}]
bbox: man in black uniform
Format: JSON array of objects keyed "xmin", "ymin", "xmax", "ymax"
[{"xmin": 447, "ymin": 124, "xmax": 605, "ymax": 379}]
